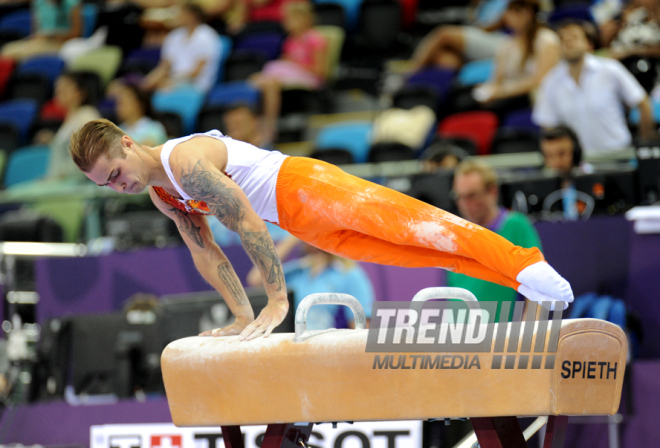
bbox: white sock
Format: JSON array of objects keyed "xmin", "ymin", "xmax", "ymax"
[
  {"xmin": 516, "ymin": 261, "xmax": 574, "ymax": 303},
  {"xmin": 518, "ymin": 284, "xmax": 569, "ymax": 311}
]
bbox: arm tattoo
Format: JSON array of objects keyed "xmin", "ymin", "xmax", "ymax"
[
  {"xmin": 217, "ymin": 262, "xmax": 248, "ymax": 305},
  {"xmin": 179, "ymin": 160, "xmax": 285, "ymax": 292},
  {"xmin": 170, "ymin": 207, "xmax": 204, "ymax": 249},
  {"xmin": 241, "ymin": 230, "xmax": 285, "ymax": 292},
  {"xmin": 180, "ymin": 161, "xmax": 244, "ymax": 231}
]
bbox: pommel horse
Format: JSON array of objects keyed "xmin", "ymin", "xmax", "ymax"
[{"xmin": 161, "ymin": 288, "xmax": 627, "ymax": 448}]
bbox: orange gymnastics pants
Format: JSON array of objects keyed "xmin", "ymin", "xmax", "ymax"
[{"xmin": 275, "ymin": 157, "xmax": 544, "ymax": 291}]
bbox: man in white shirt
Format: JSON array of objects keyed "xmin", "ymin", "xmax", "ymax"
[
  {"xmin": 532, "ymin": 19, "xmax": 656, "ymax": 156},
  {"xmin": 142, "ymin": 3, "xmax": 221, "ymax": 93}
]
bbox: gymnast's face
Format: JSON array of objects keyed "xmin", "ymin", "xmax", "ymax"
[{"xmin": 85, "ymin": 136, "xmax": 148, "ymax": 194}]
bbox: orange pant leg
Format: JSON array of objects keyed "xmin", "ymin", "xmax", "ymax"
[{"xmin": 275, "ymin": 157, "xmax": 544, "ymax": 288}]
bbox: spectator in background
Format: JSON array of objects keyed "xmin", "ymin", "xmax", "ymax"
[
  {"xmin": 2, "ymin": 0, "xmax": 82, "ymax": 60},
  {"xmin": 249, "ymin": 0, "xmax": 327, "ymax": 139},
  {"xmin": 409, "ymin": 0, "xmax": 511, "ymax": 71},
  {"xmin": 35, "ymin": 72, "xmax": 100, "ymax": 180},
  {"xmin": 472, "ymin": 0, "xmax": 561, "ymax": 112},
  {"xmin": 539, "ymin": 126, "xmax": 594, "ymax": 220},
  {"xmin": 142, "ymin": 2, "xmax": 221, "ymax": 93},
  {"xmin": 421, "ymin": 142, "xmax": 469, "ymax": 172},
  {"xmin": 449, "ymin": 160, "xmax": 541, "ymax": 320},
  {"xmin": 116, "ymin": 83, "xmax": 168, "ymax": 147},
  {"xmin": 247, "ymin": 235, "xmax": 375, "ymax": 330},
  {"xmin": 532, "ymin": 20, "xmax": 656, "ymax": 155},
  {"xmin": 223, "ymin": 103, "xmax": 273, "ymax": 150},
  {"xmin": 600, "ymin": 0, "xmax": 660, "ymax": 61},
  {"xmin": 540, "ymin": 126, "xmax": 592, "ymax": 178}
]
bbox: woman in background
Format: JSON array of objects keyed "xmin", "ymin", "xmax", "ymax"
[
  {"xmin": 249, "ymin": 0, "xmax": 327, "ymax": 139},
  {"xmin": 473, "ymin": 0, "xmax": 560, "ymax": 112},
  {"xmin": 2, "ymin": 0, "xmax": 82, "ymax": 60},
  {"xmin": 116, "ymin": 83, "xmax": 167, "ymax": 147},
  {"xmin": 36, "ymin": 72, "xmax": 100, "ymax": 180}
]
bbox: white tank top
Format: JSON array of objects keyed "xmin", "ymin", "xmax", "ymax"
[{"xmin": 160, "ymin": 130, "xmax": 288, "ymax": 223}]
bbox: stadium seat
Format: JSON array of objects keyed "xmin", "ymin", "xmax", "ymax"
[
  {"xmin": 315, "ymin": 0, "xmax": 363, "ymax": 30},
  {"xmin": 206, "ymin": 82, "xmax": 260, "ymax": 108},
  {"xmin": 16, "ymin": 55, "xmax": 65, "ymax": 86},
  {"xmin": 314, "ymin": 3, "xmax": 347, "ymax": 28},
  {"xmin": 5, "ymin": 73, "xmax": 51, "ymax": 105},
  {"xmin": 0, "ymin": 30, "xmax": 22, "ymax": 49},
  {"xmin": 548, "ymin": 5, "xmax": 594, "ymax": 24},
  {"xmin": 490, "ymin": 128, "xmax": 539, "ymax": 155},
  {"xmin": 121, "ymin": 47, "xmax": 161, "ymax": 76},
  {"xmin": 315, "ymin": 121, "xmax": 372, "ymax": 163},
  {"xmin": 433, "ymin": 136, "xmax": 478, "ymax": 156},
  {"xmin": 0, "ymin": 56, "xmax": 15, "ymax": 96},
  {"xmin": 438, "ymin": 111, "xmax": 498, "ymax": 155},
  {"xmin": 315, "ymin": 25, "xmax": 345, "ymax": 82},
  {"xmin": 406, "ymin": 67, "xmax": 456, "ymax": 105},
  {"xmin": 393, "ymin": 84, "xmax": 440, "ymax": 113},
  {"xmin": 457, "ymin": 58, "xmax": 494, "ymax": 86},
  {"xmin": 0, "ymin": 99, "xmax": 39, "ymax": 144},
  {"xmin": 502, "ymin": 108, "xmax": 539, "ymax": 132},
  {"xmin": 0, "ymin": 123, "xmax": 19, "ymax": 154},
  {"xmin": 4, "ymin": 145, "xmax": 50, "ymax": 188},
  {"xmin": 397, "ymin": 0, "xmax": 419, "ymax": 29},
  {"xmin": 353, "ymin": 0, "xmax": 402, "ymax": 56},
  {"xmin": 216, "ymin": 35, "xmax": 233, "ymax": 84},
  {"xmin": 70, "ymin": 46, "xmax": 123, "ymax": 86},
  {"xmin": 196, "ymin": 106, "xmax": 227, "ymax": 134},
  {"xmin": 82, "ymin": 4, "xmax": 98, "ymax": 38},
  {"xmin": 368, "ymin": 142, "xmax": 415, "ymax": 163},
  {"xmin": 233, "ymin": 32, "xmax": 283, "ymax": 61},
  {"xmin": 309, "ymin": 148, "xmax": 355, "ymax": 165},
  {"xmin": 155, "ymin": 112, "xmax": 183, "ymax": 139},
  {"xmin": 153, "ymin": 86, "xmax": 205, "ymax": 135},
  {"xmin": 223, "ymin": 51, "xmax": 268, "ymax": 83},
  {"xmin": 0, "ymin": 9, "xmax": 31, "ymax": 38}
]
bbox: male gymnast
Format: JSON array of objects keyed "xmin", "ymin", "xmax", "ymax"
[{"xmin": 71, "ymin": 120, "xmax": 574, "ymax": 340}]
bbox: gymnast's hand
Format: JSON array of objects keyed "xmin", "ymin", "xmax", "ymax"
[
  {"xmin": 199, "ymin": 316, "xmax": 253, "ymax": 338},
  {"xmin": 238, "ymin": 298, "xmax": 289, "ymax": 341}
]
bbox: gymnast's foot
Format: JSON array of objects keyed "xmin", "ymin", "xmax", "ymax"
[
  {"xmin": 518, "ymin": 284, "xmax": 569, "ymax": 310},
  {"xmin": 516, "ymin": 261, "xmax": 574, "ymax": 306}
]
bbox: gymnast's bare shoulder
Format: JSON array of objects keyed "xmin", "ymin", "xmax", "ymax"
[{"xmin": 168, "ymin": 136, "xmax": 230, "ymax": 187}]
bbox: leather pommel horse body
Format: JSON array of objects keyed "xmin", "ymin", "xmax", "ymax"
[{"xmin": 161, "ymin": 290, "xmax": 627, "ymax": 448}]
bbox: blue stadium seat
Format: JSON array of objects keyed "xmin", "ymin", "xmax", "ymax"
[
  {"xmin": 233, "ymin": 32, "xmax": 283, "ymax": 61},
  {"xmin": 83, "ymin": 4, "xmax": 98, "ymax": 38},
  {"xmin": 206, "ymin": 82, "xmax": 260, "ymax": 108},
  {"xmin": 4, "ymin": 145, "xmax": 50, "ymax": 188},
  {"xmin": 0, "ymin": 9, "xmax": 31, "ymax": 38},
  {"xmin": 0, "ymin": 99, "xmax": 39, "ymax": 144},
  {"xmin": 315, "ymin": 0, "xmax": 362, "ymax": 31},
  {"xmin": 216, "ymin": 35, "xmax": 233, "ymax": 84},
  {"xmin": 502, "ymin": 108, "xmax": 539, "ymax": 132},
  {"xmin": 315, "ymin": 121, "xmax": 372, "ymax": 163},
  {"xmin": 17, "ymin": 55, "xmax": 65, "ymax": 86},
  {"xmin": 457, "ymin": 59, "xmax": 494, "ymax": 86},
  {"xmin": 152, "ymin": 86, "xmax": 205, "ymax": 135}
]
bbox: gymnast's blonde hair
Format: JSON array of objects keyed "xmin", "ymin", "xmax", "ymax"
[{"xmin": 70, "ymin": 119, "xmax": 127, "ymax": 172}]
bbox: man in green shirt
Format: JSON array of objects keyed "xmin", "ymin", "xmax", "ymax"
[{"xmin": 448, "ymin": 159, "xmax": 542, "ymax": 321}]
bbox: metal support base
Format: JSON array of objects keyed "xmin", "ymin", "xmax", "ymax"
[{"xmin": 221, "ymin": 423, "xmax": 314, "ymax": 448}]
